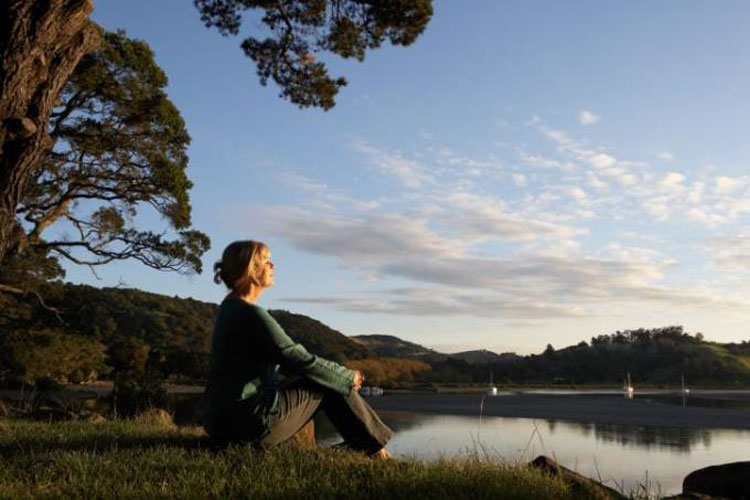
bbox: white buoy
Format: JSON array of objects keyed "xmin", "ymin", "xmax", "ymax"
[
  {"xmin": 624, "ymin": 372, "xmax": 634, "ymax": 399},
  {"xmin": 681, "ymin": 374, "xmax": 690, "ymax": 407},
  {"xmin": 487, "ymin": 369, "xmax": 498, "ymax": 396}
]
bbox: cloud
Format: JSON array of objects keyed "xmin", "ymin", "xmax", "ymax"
[
  {"xmin": 281, "ymin": 248, "xmax": 748, "ymax": 319},
  {"xmin": 715, "ymin": 176, "xmax": 743, "ymax": 195},
  {"xmin": 708, "ymin": 230, "xmax": 750, "ymax": 271},
  {"xmin": 587, "ymin": 153, "xmax": 617, "ymax": 169},
  {"xmin": 687, "ymin": 182, "xmax": 705, "ymax": 203},
  {"xmin": 657, "ymin": 151, "xmax": 675, "ymax": 162},
  {"xmin": 564, "ymin": 186, "xmax": 588, "ymax": 203},
  {"xmin": 351, "ymin": 139, "xmax": 433, "ymax": 188},
  {"xmin": 262, "ymin": 207, "xmax": 466, "ymax": 264},
  {"xmin": 518, "ymin": 150, "xmax": 576, "ymax": 172},
  {"xmin": 434, "ymin": 191, "xmax": 586, "ymax": 243},
  {"xmin": 579, "ymin": 110, "xmax": 600, "ymax": 125},
  {"xmin": 282, "ymin": 288, "xmax": 587, "ymax": 319},
  {"xmin": 280, "ymin": 173, "xmax": 328, "ymax": 192},
  {"xmin": 513, "ymin": 173, "xmax": 527, "ymax": 187},
  {"xmin": 261, "ymin": 123, "xmax": 750, "ymax": 326},
  {"xmin": 659, "ymin": 172, "xmax": 686, "ymax": 190},
  {"xmin": 641, "ymin": 197, "xmax": 670, "ymax": 220},
  {"xmin": 527, "ymin": 117, "xmax": 750, "ymax": 225},
  {"xmin": 587, "ymin": 172, "xmax": 608, "ymax": 191},
  {"xmin": 432, "ymin": 147, "xmax": 504, "ymax": 177},
  {"xmin": 532, "ymin": 119, "xmax": 649, "ymax": 190}
]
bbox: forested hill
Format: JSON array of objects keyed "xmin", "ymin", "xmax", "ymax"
[
  {"xmin": 352, "ymin": 335, "xmax": 448, "ymax": 364},
  {"xmin": 267, "ymin": 310, "xmax": 371, "ymax": 362},
  {"xmin": 0, "ymin": 282, "xmax": 371, "ymax": 385},
  {"xmin": 2, "ymin": 283, "xmax": 750, "ymax": 388}
]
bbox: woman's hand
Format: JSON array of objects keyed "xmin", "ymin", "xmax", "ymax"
[{"xmin": 352, "ymin": 370, "xmax": 364, "ymax": 391}]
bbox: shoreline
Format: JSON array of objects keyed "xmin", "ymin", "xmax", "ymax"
[
  {"xmin": 365, "ymin": 392, "xmax": 750, "ymax": 430},
  {"xmin": 5, "ymin": 385, "xmax": 750, "ymax": 431}
]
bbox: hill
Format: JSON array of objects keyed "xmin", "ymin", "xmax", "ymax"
[
  {"xmin": 352, "ymin": 334, "xmax": 448, "ymax": 364},
  {"xmin": 0, "ymin": 283, "xmax": 371, "ymax": 385},
  {"xmin": 450, "ymin": 349, "xmax": 516, "ymax": 365},
  {"xmin": 3, "ymin": 284, "xmax": 750, "ymax": 389},
  {"xmin": 268, "ymin": 310, "xmax": 372, "ymax": 362}
]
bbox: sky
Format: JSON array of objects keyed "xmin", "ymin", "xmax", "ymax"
[{"xmin": 67, "ymin": 0, "xmax": 750, "ymax": 354}]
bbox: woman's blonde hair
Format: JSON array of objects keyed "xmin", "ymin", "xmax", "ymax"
[{"xmin": 213, "ymin": 240, "xmax": 269, "ymax": 296}]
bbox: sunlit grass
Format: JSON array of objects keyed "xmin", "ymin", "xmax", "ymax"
[{"xmin": 0, "ymin": 419, "xmax": 617, "ymax": 499}]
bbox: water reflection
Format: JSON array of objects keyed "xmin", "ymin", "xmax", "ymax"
[
  {"xmin": 318, "ymin": 409, "xmax": 750, "ymax": 496},
  {"xmin": 588, "ymin": 422, "xmax": 712, "ymax": 451},
  {"xmin": 644, "ymin": 394, "xmax": 750, "ymax": 410}
]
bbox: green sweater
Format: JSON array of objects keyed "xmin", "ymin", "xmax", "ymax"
[{"xmin": 203, "ymin": 297, "xmax": 355, "ymax": 439}]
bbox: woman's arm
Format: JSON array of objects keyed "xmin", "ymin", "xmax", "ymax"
[{"xmin": 254, "ymin": 306, "xmax": 356, "ymax": 395}]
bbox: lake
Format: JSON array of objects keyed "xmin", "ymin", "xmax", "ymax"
[{"xmin": 169, "ymin": 389, "xmax": 750, "ymax": 496}]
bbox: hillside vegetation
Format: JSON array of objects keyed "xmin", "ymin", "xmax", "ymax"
[
  {"xmin": 2, "ymin": 283, "xmax": 750, "ymax": 389},
  {"xmin": 0, "ymin": 282, "xmax": 370, "ymax": 387}
]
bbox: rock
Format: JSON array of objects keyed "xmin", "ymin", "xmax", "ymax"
[
  {"xmin": 683, "ymin": 461, "xmax": 750, "ymax": 499},
  {"xmin": 85, "ymin": 412, "xmax": 108, "ymax": 424},
  {"xmin": 288, "ymin": 420, "xmax": 316, "ymax": 449},
  {"xmin": 135, "ymin": 408, "xmax": 175, "ymax": 428},
  {"xmin": 530, "ymin": 455, "xmax": 627, "ymax": 499}
]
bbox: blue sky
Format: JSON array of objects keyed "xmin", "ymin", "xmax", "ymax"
[{"xmin": 69, "ymin": 0, "xmax": 750, "ymax": 354}]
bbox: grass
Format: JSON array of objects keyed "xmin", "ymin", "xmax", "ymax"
[{"xmin": 0, "ymin": 418, "xmax": 615, "ymax": 499}]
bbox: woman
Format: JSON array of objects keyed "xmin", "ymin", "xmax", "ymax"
[{"xmin": 204, "ymin": 240, "xmax": 393, "ymax": 457}]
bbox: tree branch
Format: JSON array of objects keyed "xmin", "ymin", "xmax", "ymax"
[{"xmin": 0, "ymin": 283, "xmax": 64, "ymax": 324}]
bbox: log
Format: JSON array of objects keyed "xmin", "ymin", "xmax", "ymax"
[{"xmin": 530, "ymin": 455, "xmax": 627, "ymax": 499}]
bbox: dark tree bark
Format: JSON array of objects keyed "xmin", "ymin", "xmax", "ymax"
[{"xmin": 0, "ymin": 0, "xmax": 98, "ymax": 263}]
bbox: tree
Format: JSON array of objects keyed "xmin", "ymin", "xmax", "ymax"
[
  {"xmin": 194, "ymin": 0, "xmax": 433, "ymax": 110},
  {"xmin": 0, "ymin": 28, "xmax": 210, "ymax": 306},
  {"xmin": 0, "ymin": 0, "xmax": 99, "ymax": 264},
  {"xmin": 1, "ymin": 328, "xmax": 109, "ymax": 384},
  {"xmin": 0, "ymin": 0, "xmax": 433, "ymax": 266},
  {"xmin": 21, "ymin": 28, "xmax": 209, "ymax": 274}
]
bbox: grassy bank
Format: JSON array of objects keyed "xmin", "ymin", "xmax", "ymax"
[{"xmin": 0, "ymin": 419, "xmax": 614, "ymax": 499}]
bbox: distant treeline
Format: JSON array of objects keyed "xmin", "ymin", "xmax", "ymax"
[
  {"xmin": 2, "ymin": 283, "xmax": 750, "ymax": 388},
  {"xmin": 486, "ymin": 327, "xmax": 750, "ymax": 387}
]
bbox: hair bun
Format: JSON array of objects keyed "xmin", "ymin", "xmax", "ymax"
[{"xmin": 213, "ymin": 261, "xmax": 224, "ymax": 285}]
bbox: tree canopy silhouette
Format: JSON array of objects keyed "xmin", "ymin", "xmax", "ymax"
[
  {"xmin": 194, "ymin": 0, "xmax": 433, "ymax": 109},
  {"xmin": 23, "ymin": 28, "xmax": 208, "ymax": 274},
  {"xmin": 0, "ymin": 28, "xmax": 210, "ymax": 309}
]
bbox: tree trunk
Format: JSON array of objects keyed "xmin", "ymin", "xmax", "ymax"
[{"xmin": 0, "ymin": 0, "xmax": 98, "ymax": 263}]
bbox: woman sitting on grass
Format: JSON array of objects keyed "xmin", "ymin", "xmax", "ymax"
[{"xmin": 204, "ymin": 240, "xmax": 393, "ymax": 457}]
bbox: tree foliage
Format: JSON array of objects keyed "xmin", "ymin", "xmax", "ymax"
[
  {"xmin": 1, "ymin": 328, "xmax": 108, "ymax": 385},
  {"xmin": 194, "ymin": 0, "xmax": 433, "ymax": 109},
  {"xmin": 12, "ymin": 28, "xmax": 210, "ymax": 281},
  {"xmin": 345, "ymin": 357, "xmax": 430, "ymax": 387}
]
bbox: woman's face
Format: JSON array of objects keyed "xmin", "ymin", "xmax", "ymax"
[{"xmin": 257, "ymin": 248, "xmax": 275, "ymax": 289}]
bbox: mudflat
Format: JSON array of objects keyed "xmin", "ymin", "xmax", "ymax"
[{"xmin": 366, "ymin": 392, "xmax": 750, "ymax": 430}]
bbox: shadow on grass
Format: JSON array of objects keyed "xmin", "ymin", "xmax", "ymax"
[{"xmin": 0, "ymin": 421, "xmax": 226, "ymax": 459}]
